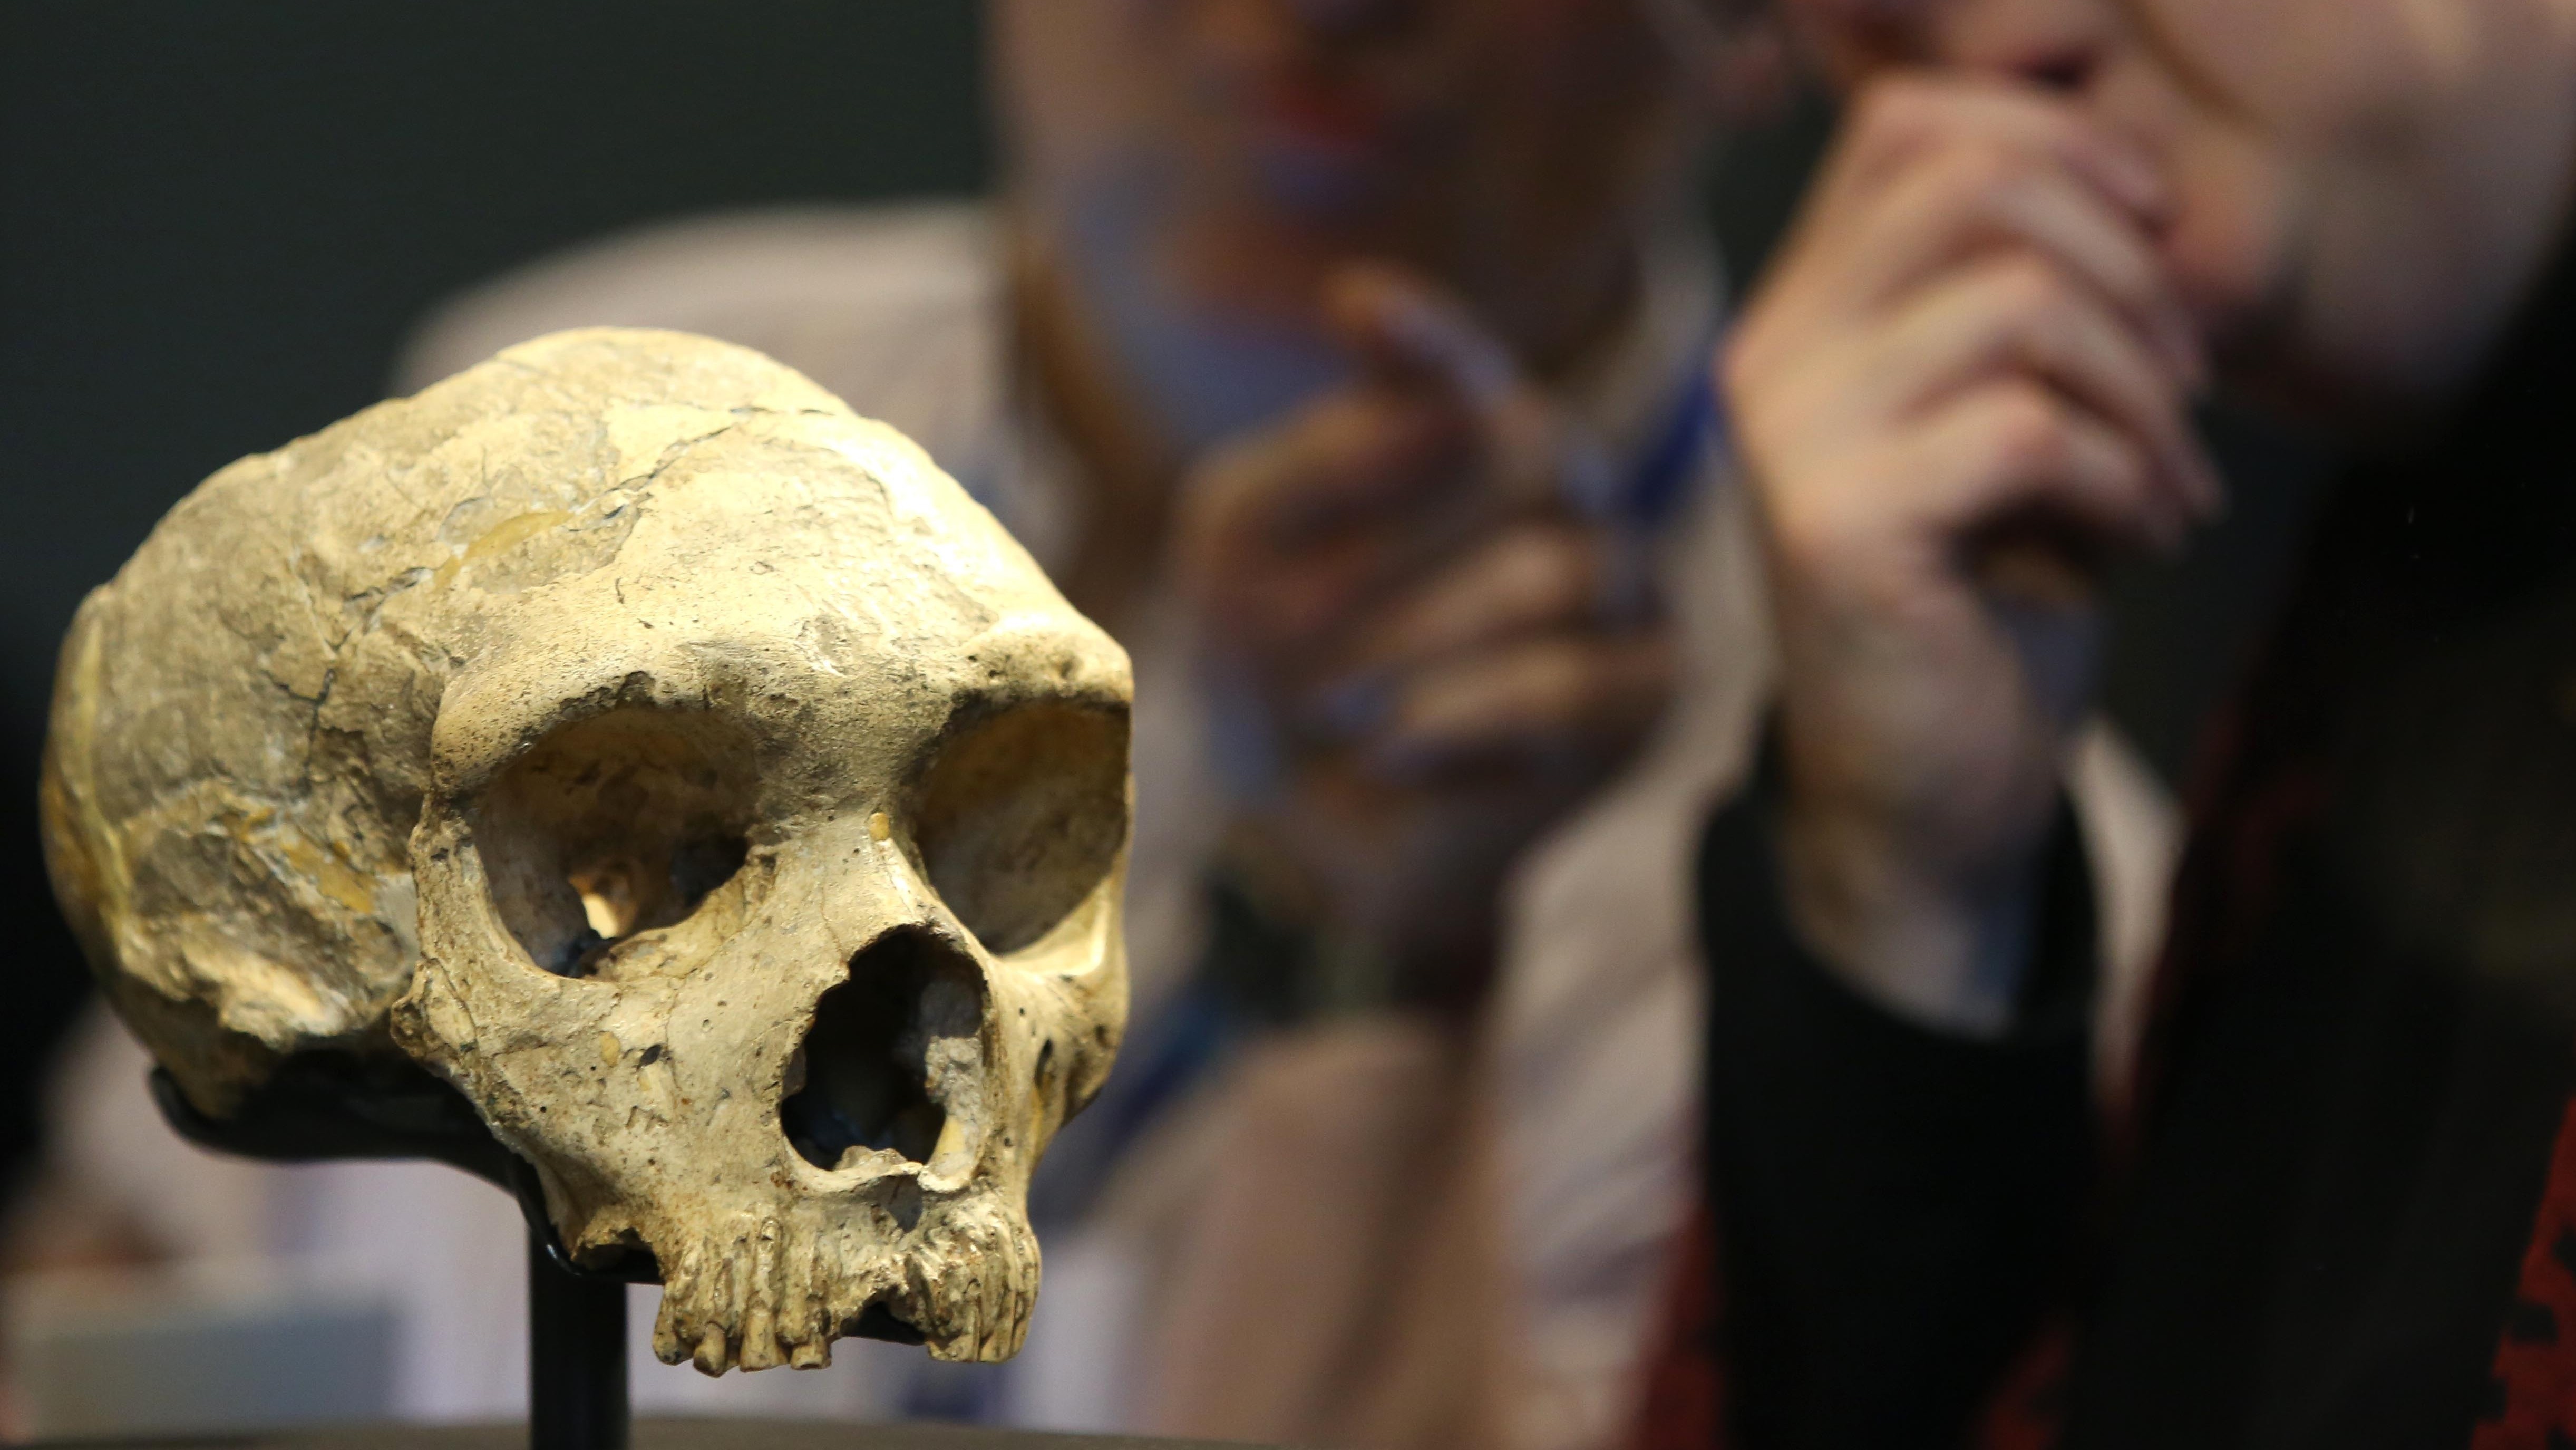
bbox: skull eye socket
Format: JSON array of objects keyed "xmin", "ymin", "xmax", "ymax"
[
  {"xmin": 477, "ymin": 709, "xmax": 756, "ymax": 979},
  {"xmin": 912, "ymin": 699, "xmax": 1129, "ymax": 955}
]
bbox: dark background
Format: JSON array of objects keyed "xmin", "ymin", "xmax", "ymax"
[
  {"xmin": 0, "ymin": 3, "xmax": 2320, "ymax": 1194},
  {"xmin": 1, "ymin": 1, "xmax": 992, "ymax": 710}
]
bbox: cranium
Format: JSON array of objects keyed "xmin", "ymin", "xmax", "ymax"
[{"xmin": 40, "ymin": 328, "xmax": 1132, "ymax": 1371}]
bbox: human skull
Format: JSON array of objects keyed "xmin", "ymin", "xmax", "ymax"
[{"xmin": 40, "ymin": 328, "xmax": 1132, "ymax": 1370}]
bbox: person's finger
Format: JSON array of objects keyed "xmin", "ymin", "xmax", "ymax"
[
  {"xmin": 1176, "ymin": 389, "xmax": 1469, "ymax": 594},
  {"xmin": 1949, "ymin": 163, "xmax": 2202, "ymax": 384},
  {"xmin": 1902, "ymin": 379, "xmax": 2186, "ymax": 554},
  {"xmin": 1359, "ymin": 631, "xmax": 1675, "ymax": 781},
  {"xmin": 1795, "ymin": 138, "xmax": 2197, "ymax": 378},
  {"xmin": 1210, "ymin": 532, "xmax": 1424, "ymax": 665},
  {"xmin": 1876, "ymin": 255, "xmax": 2221, "ymax": 517},
  {"xmin": 1326, "ymin": 262, "xmax": 1520, "ymax": 401},
  {"xmin": 1818, "ymin": 73, "xmax": 2167, "ymax": 231},
  {"xmin": 1328, "ymin": 521, "xmax": 1614, "ymax": 682},
  {"xmin": 1325, "ymin": 260, "xmax": 1589, "ymax": 524}
]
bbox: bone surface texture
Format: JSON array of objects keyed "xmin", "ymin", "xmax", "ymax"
[{"xmin": 41, "ymin": 328, "xmax": 1133, "ymax": 1372}]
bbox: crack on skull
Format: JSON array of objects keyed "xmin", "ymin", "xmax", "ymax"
[{"xmin": 780, "ymin": 927, "xmax": 986, "ymax": 1173}]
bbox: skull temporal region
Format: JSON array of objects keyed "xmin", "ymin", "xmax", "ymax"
[{"xmin": 39, "ymin": 328, "xmax": 1133, "ymax": 1371}]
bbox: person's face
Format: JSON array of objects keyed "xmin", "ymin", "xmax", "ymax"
[
  {"xmin": 1787, "ymin": 0, "xmax": 2576, "ymax": 408},
  {"xmin": 1142, "ymin": 0, "xmax": 1678, "ymax": 220},
  {"xmin": 995, "ymin": 0, "xmax": 1709, "ymax": 359}
]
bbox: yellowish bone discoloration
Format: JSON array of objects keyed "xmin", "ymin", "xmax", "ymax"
[{"xmin": 41, "ymin": 328, "xmax": 1134, "ymax": 1372}]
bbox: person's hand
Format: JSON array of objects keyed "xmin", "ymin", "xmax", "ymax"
[
  {"xmin": 1722, "ymin": 75, "xmax": 2221, "ymax": 1034},
  {"xmin": 1174, "ymin": 265, "xmax": 1674, "ymax": 985}
]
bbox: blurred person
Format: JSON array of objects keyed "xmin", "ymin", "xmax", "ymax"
[
  {"xmin": 400, "ymin": 4, "xmax": 1726, "ymax": 1440},
  {"xmin": 1670, "ymin": 0, "xmax": 2576, "ymax": 1443}
]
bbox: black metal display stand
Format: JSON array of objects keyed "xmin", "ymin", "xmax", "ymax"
[
  {"xmin": 141, "ymin": 1057, "xmax": 1258, "ymax": 1450},
  {"xmin": 152, "ymin": 1057, "xmax": 664, "ymax": 1450},
  {"xmin": 530, "ymin": 1231, "xmax": 631, "ymax": 1450}
]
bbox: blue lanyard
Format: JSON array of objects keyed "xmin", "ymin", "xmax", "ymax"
[{"xmin": 1616, "ymin": 351, "xmax": 1724, "ymax": 531}]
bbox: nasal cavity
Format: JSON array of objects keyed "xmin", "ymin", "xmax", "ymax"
[{"xmin": 779, "ymin": 928, "xmax": 985, "ymax": 1173}]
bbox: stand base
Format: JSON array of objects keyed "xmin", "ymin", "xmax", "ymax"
[{"xmin": 28, "ymin": 1419, "xmax": 1270, "ymax": 1450}]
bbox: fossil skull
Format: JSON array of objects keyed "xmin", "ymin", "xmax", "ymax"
[{"xmin": 40, "ymin": 328, "xmax": 1132, "ymax": 1370}]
